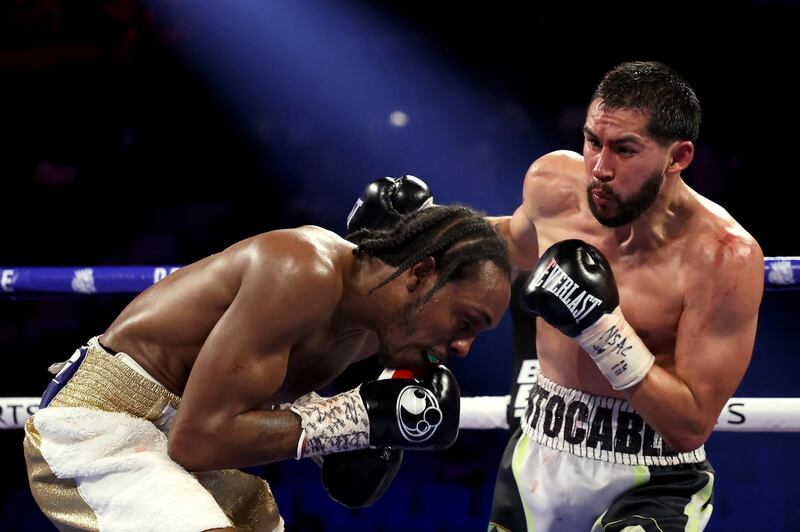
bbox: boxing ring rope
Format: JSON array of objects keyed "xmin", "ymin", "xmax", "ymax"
[
  {"xmin": 0, "ymin": 266, "xmax": 182, "ymax": 294},
  {"xmin": 4, "ymin": 392, "xmax": 800, "ymax": 432},
  {"xmin": 1, "ymin": 257, "xmax": 798, "ymax": 294},
  {"xmin": 459, "ymin": 389, "xmax": 800, "ymax": 432},
  {"xmin": 2, "ymin": 258, "xmax": 800, "ymax": 432}
]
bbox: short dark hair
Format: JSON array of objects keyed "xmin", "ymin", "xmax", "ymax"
[
  {"xmin": 592, "ymin": 61, "xmax": 701, "ymax": 144},
  {"xmin": 347, "ymin": 205, "xmax": 511, "ymax": 303}
]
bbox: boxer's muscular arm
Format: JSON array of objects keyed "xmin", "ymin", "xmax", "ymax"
[
  {"xmin": 488, "ymin": 156, "xmax": 548, "ymax": 271},
  {"xmin": 488, "ymin": 206, "xmax": 539, "ymax": 272},
  {"xmin": 489, "ymin": 151, "xmax": 583, "ymax": 271},
  {"xmin": 169, "ymin": 232, "xmax": 340, "ymax": 471},
  {"xmin": 623, "ymin": 234, "xmax": 764, "ymax": 452}
]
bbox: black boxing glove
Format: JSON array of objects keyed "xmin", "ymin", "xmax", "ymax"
[
  {"xmin": 290, "ymin": 365, "xmax": 460, "ymax": 458},
  {"xmin": 522, "ymin": 239, "xmax": 618, "ymax": 335},
  {"xmin": 346, "ymin": 175, "xmax": 434, "ymax": 232},
  {"xmin": 320, "ymin": 447, "xmax": 403, "ymax": 508},
  {"xmin": 523, "ymin": 239, "xmax": 654, "ymax": 390},
  {"xmin": 361, "ymin": 364, "xmax": 460, "ymax": 450}
]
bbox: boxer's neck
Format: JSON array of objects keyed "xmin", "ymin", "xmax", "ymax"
[{"xmin": 613, "ymin": 177, "xmax": 692, "ymax": 254}]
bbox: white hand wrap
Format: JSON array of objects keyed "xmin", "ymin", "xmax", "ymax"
[
  {"xmin": 575, "ymin": 306, "xmax": 655, "ymax": 390},
  {"xmin": 289, "ymin": 388, "xmax": 370, "ymax": 459}
]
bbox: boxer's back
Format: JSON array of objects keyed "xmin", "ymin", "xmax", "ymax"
[{"xmin": 100, "ymin": 226, "xmax": 355, "ymax": 396}]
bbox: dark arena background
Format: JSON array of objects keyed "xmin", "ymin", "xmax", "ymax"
[{"xmin": 2, "ymin": 1, "xmax": 799, "ymax": 530}]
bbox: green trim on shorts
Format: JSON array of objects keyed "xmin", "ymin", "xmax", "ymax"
[
  {"xmin": 511, "ymin": 433, "xmax": 534, "ymax": 532},
  {"xmin": 601, "ymin": 514, "xmax": 665, "ymax": 531},
  {"xmin": 633, "ymin": 464, "xmax": 650, "ymax": 488},
  {"xmin": 591, "ymin": 510, "xmax": 606, "ymax": 530},
  {"xmin": 684, "ymin": 471, "xmax": 714, "ymax": 532},
  {"xmin": 590, "ymin": 465, "xmax": 653, "ymax": 530}
]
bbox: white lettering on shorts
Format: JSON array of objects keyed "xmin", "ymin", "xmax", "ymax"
[{"xmin": 524, "ymin": 382, "xmax": 679, "ymax": 458}]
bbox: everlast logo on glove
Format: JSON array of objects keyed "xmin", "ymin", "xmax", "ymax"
[
  {"xmin": 532, "ymin": 259, "xmax": 604, "ymax": 323},
  {"xmin": 525, "ymin": 240, "xmax": 656, "ymax": 391},
  {"xmin": 524, "ymin": 240, "xmax": 621, "ymax": 339}
]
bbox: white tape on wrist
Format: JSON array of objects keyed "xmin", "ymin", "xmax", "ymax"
[
  {"xmin": 289, "ymin": 388, "xmax": 370, "ymax": 458},
  {"xmin": 575, "ymin": 306, "xmax": 655, "ymax": 390}
]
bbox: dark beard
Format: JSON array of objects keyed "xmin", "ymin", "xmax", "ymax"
[{"xmin": 587, "ymin": 170, "xmax": 664, "ymax": 227}]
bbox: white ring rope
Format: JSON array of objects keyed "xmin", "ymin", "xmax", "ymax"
[
  {"xmin": 459, "ymin": 395, "xmax": 800, "ymax": 432},
  {"xmin": 3, "ymin": 395, "xmax": 799, "ymax": 432}
]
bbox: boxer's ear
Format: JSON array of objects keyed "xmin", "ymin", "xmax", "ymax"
[
  {"xmin": 406, "ymin": 257, "xmax": 436, "ymax": 292},
  {"xmin": 667, "ymin": 140, "xmax": 693, "ymax": 173}
]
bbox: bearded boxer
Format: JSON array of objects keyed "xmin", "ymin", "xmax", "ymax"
[
  {"xmin": 486, "ymin": 61, "xmax": 764, "ymax": 531},
  {"xmin": 22, "ymin": 205, "xmax": 512, "ymax": 531}
]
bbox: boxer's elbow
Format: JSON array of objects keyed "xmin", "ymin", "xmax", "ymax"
[
  {"xmin": 664, "ymin": 434, "xmax": 706, "ymax": 454},
  {"xmin": 661, "ymin": 421, "xmax": 712, "ymax": 453},
  {"xmin": 168, "ymin": 429, "xmax": 199, "ymax": 470},
  {"xmin": 168, "ymin": 423, "xmax": 219, "ymax": 471}
]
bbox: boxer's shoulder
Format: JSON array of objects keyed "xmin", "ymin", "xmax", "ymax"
[
  {"xmin": 523, "ymin": 151, "xmax": 585, "ymax": 220},
  {"xmin": 231, "ymin": 229, "xmax": 346, "ymax": 310},
  {"xmin": 243, "ymin": 227, "xmax": 349, "ymax": 271},
  {"xmin": 681, "ymin": 193, "xmax": 762, "ymax": 274},
  {"xmin": 525, "ymin": 150, "xmax": 584, "ymax": 184},
  {"xmin": 675, "ymin": 201, "xmax": 764, "ymax": 308}
]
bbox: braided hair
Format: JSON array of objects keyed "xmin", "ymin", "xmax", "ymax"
[{"xmin": 347, "ymin": 205, "xmax": 511, "ymax": 303}]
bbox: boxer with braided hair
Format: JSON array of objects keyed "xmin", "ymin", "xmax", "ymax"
[
  {"xmin": 23, "ymin": 205, "xmax": 512, "ymax": 530},
  {"xmin": 349, "ymin": 205, "xmax": 511, "ymax": 304}
]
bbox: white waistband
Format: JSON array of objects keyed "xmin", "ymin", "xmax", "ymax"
[
  {"xmin": 115, "ymin": 352, "xmax": 162, "ymax": 386},
  {"xmin": 521, "ymin": 370, "xmax": 706, "ymax": 466},
  {"xmin": 89, "ymin": 336, "xmax": 162, "ymax": 386}
]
